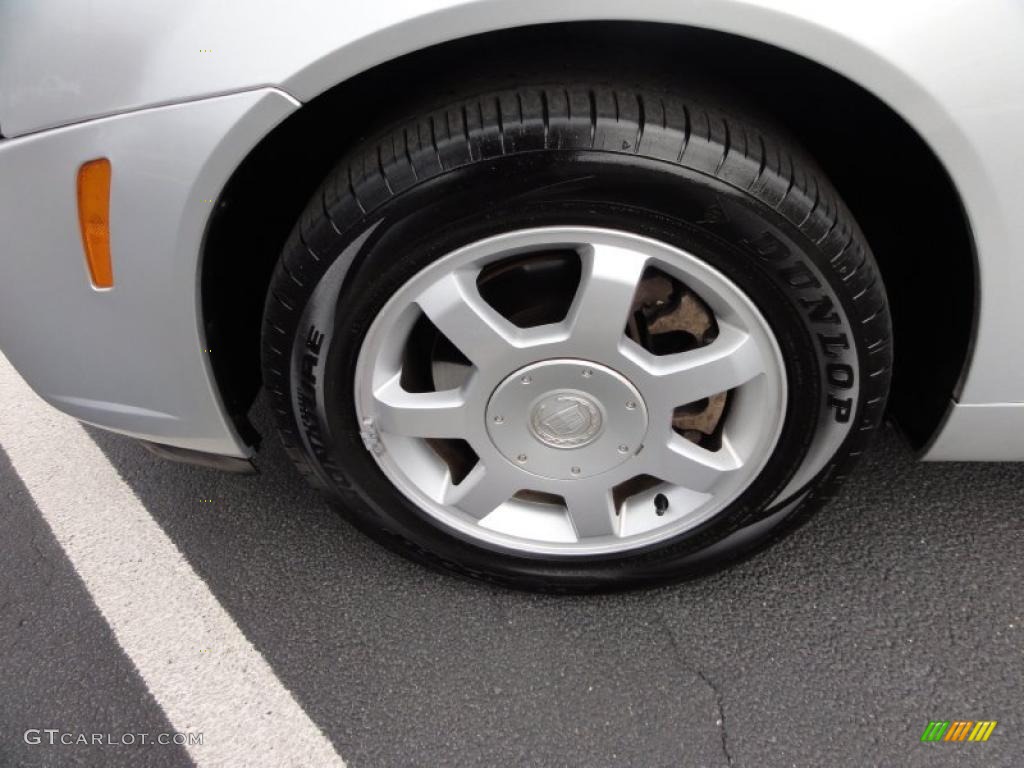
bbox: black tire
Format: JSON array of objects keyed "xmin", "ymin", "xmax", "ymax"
[{"xmin": 261, "ymin": 80, "xmax": 892, "ymax": 592}]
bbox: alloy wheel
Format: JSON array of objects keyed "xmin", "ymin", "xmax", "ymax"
[{"xmin": 354, "ymin": 227, "xmax": 787, "ymax": 556}]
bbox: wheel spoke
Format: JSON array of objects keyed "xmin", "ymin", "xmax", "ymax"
[
  {"xmin": 373, "ymin": 374, "xmax": 467, "ymax": 438},
  {"xmin": 563, "ymin": 484, "xmax": 619, "ymax": 539},
  {"xmin": 567, "ymin": 243, "xmax": 648, "ymax": 349},
  {"xmin": 648, "ymin": 434, "xmax": 741, "ymax": 493},
  {"xmin": 444, "ymin": 462, "xmax": 519, "ymax": 520},
  {"xmin": 415, "ymin": 270, "xmax": 520, "ymax": 368},
  {"xmin": 635, "ymin": 322, "xmax": 764, "ymax": 407}
]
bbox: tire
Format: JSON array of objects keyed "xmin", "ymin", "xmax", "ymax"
[{"xmin": 261, "ymin": 80, "xmax": 892, "ymax": 592}]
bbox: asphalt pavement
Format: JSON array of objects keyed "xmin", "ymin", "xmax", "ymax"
[{"xmin": 1, "ymin": 354, "xmax": 1021, "ymax": 767}]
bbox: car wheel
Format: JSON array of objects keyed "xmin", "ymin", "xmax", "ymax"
[{"xmin": 262, "ymin": 81, "xmax": 892, "ymax": 591}]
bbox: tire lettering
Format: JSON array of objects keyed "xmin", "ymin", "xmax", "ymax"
[
  {"xmin": 297, "ymin": 323, "xmax": 338, "ymax": 472},
  {"xmin": 827, "ymin": 395, "xmax": 853, "ymax": 423},
  {"xmin": 817, "ymin": 332, "xmax": 850, "ymax": 358},
  {"xmin": 697, "ymin": 201, "xmax": 729, "ymax": 225},
  {"xmin": 800, "ymin": 294, "xmax": 840, "ymax": 325},
  {"xmin": 778, "ymin": 262, "xmax": 821, "ymax": 290},
  {"xmin": 741, "ymin": 231, "xmax": 789, "ymax": 262},
  {"xmin": 300, "ymin": 354, "xmax": 317, "ymax": 386},
  {"xmin": 745, "ymin": 229, "xmax": 858, "ymax": 425},
  {"xmin": 826, "ymin": 363, "xmax": 854, "ymax": 389},
  {"xmin": 305, "ymin": 327, "xmax": 325, "ymax": 353}
]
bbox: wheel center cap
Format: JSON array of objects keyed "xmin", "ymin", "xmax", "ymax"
[
  {"xmin": 529, "ymin": 391, "xmax": 603, "ymax": 449},
  {"xmin": 486, "ymin": 359, "xmax": 648, "ymax": 480}
]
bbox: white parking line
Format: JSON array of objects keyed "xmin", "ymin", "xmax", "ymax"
[{"xmin": 0, "ymin": 355, "xmax": 346, "ymax": 768}]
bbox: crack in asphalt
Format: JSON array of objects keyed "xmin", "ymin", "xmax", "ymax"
[{"xmin": 655, "ymin": 611, "xmax": 734, "ymax": 767}]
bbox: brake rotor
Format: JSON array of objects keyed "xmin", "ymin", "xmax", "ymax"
[{"xmin": 625, "ymin": 270, "xmax": 728, "ymax": 446}]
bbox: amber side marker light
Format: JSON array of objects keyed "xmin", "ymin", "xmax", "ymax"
[{"xmin": 77, "ymin": 158, "xmax": 114, "ymax": 288}]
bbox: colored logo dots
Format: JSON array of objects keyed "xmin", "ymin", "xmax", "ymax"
[{"xmin": 921, "ymin": 720, "xmax": 997, "ymax": 742}]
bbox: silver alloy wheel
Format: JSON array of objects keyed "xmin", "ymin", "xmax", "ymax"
[{"xmin": 354, "ymin": 227, "xmax": 787, "ymax": 556}]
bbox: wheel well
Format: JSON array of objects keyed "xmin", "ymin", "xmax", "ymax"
[{"xmin": 202, "ymin": 21, "xmax": 975, "ymax": 451}]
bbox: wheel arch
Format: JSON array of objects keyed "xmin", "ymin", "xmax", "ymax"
[{"xmin": 201, "ymin": 21, "xmax": 976, "ymax": 452}]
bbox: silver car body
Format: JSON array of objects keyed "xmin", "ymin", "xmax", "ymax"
[{"xmin": 1, "ymin": 0, "xmax": 1022, "ymax": 460}]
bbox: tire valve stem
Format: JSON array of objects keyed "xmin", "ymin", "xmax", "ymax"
[{"xmin": 654, "ymin": 493, "xmax": 669, "ymax": 516}]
